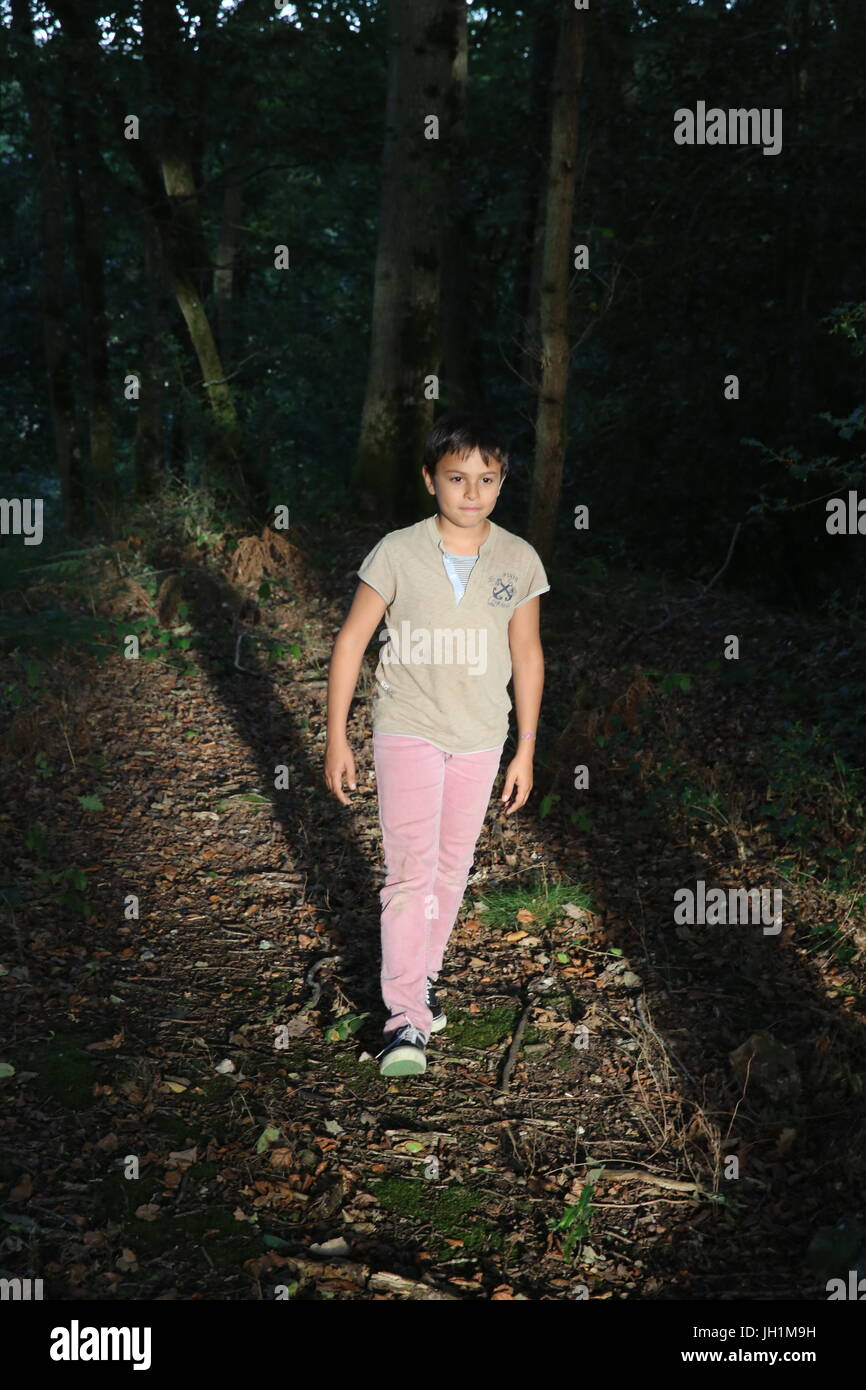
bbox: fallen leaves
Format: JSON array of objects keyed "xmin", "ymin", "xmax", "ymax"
[
  {"xmin": 85, "ymin": 1031, "xmax": 125, "ymax": 1051},
  {"xmin": 9, "ymin": 1175, "xmax": 33, "ymax": 1202}
]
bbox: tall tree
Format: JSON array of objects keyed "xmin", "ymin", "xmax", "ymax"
[
  {"xmin": 354, "ymin": 0, "xmax": 462, "ymax": 523},
  {"xmin": 515, "ymin": 0, "xmax": 559, "ymax": 390},
  {"xmin": 439, "ymin": 1, "xmax": 484, "ymax": 412},
  {"xmin": 134, "ymin": 219, "xmax": 169, "ymax": 499},
  {"xmin": 10, "ymin": 0, "xmax": 85, "ymax": 532},
  {"xmin": 60, "ymin": 81, "xmax": 116, "ymax": 530},
  {"xmin": 212, "ymin": 131, "xmax": 248, "ymax": 372},
  {"xmin": 529, "ymin": 0, "xmax": 587, "ymax": 565},
  {"xmin": 50, "ymin": 0, "xmax": 264, "ymax": 517},
  {"xmin": 140, "ymin": 0, "xmax": 258, "ymax": 512}
]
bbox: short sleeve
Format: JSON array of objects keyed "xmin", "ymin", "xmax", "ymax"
[
  {"xmin": 357, "ymin": 536, "xmax": 397, "ymax": 605},
  {"xmin": 513, "ymin": 546, "xmax": 550, "ymax": 609}
]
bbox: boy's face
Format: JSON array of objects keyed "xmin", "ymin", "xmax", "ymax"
[{"xmin": 422, "ymin": 448, "xmax": 504, "ymax": 524}]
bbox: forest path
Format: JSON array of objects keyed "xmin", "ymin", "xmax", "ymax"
[{"xmin": 2, "ymin": 519, "xmax": 864, "ymax": 1300}]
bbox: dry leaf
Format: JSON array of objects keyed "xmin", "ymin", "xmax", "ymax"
[
  {"xmin": 86, "ymin": 1032, "xmax": 125, "ymax": 1051},
  {"xmin": 284, "ymin": 1015, "xmax": 313, "ymax": 1037},
  {"xmin": 9, "ymin": 1175, "xmax": 32, "ymax": 1202}
]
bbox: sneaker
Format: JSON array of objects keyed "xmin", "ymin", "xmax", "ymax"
[
  {"xmin": 426, "ymin": 978, "xmax": 447, "ymax": 1032},
  {"xmin": 376, "ymin": 1022, "xmax": 427, "ymax": 1077}
]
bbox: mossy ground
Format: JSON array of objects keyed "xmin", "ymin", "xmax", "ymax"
[
  {"xmin": 150, "ymin": 1112, "xmax": 206, "ymax": 1145},
  {"xmin": 370, "ymin": 1177, "xmax": 533, "ymax": 1258},
  {"xmin": 445, "ymin": 1005, "xmax": 544, "ymax": 1048},
  {"xmin": 321, "ymin": 1045, "xmax": 387, "ymax": 1097},
  {"xmin": 5, "ymin": 1029, "xmax": 120, "ymax": 1109},
  {"xmin": 91, "ymin": 1165, "xmax": 262, "ymax": 1270}
]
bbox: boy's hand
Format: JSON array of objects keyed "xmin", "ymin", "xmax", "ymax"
[
  {"xmin": 500, "ymin": 747, "xmax": 533, "ymax": 815},
  {"xmin": 324, "ymin": 739, "xmax": 357, "ymax": 805}
]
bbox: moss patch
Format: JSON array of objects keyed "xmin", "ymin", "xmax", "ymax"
[
  {"xmin": 6, "ymin": 1030, "xmax": 110, "ymax": 1109},
  {"xmin": 275, "ymin": 1046, "xmax": 311, "ymax": 1072},
  {"xmin": 371, "ymin": 1178, "xmax": 505, "ymax": 1256},
  {"xmin": 545, "ymin": 993, "xmax": 576, "ymax": 1020},
  {"xmin": 317, "ymin": 1048, "xmax": 384, "ymax": 1098},
  {"xmin": 446, "ymin": 1006, "xmax": 543, "ymax": 1049},
  {"xmin": 126, "ymin": 1205, "xmax": 260, "ymax": 1269},
  {"xmin": 91, "ymin": 1173, "xmax": 261, "ymax": 1270},
  {"xmin": 553, "ymin": 1049, "xmax": 592, "ymax": 1079},
  {"xmin": 151, "ymin": 1112, "xmax": 204, "ymax": 1145},
  {"xmin": 268, "ymin": 980, "xmax": 297, "ymax": 1000},
  {"xmin": 92, "ymin": 1169, "xmax": 163, "ymax": 1224},
  {"xmin": 187, "ymin": 1161, "xmax": 220, "ymax": 1183},
  {"xmin": 199, "ymin": 1074, "xmax": 238, "ymax": 1103}
]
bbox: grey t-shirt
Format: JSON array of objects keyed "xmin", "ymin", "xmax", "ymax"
[{"xmin": 356, "ymin": 514, "xmax": 550, "ymax": 755}]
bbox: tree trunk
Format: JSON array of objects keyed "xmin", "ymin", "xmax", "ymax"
[
  {"xmin": 439, "ymin": 2, "xmax": 484, "ymax": 412},
  {"xmin": 139, "ymin": 0, "xmax": 263, "ymax": 516},
  {"xmin": 529, "ymin": 0, "xmax": 587, "ymax": 566},
  {"xmin": 783, "ymin": 0, "xmax": 814, "ymax": 434},
  {"xmin": 51, "ymin": 0, "xmax": 263, "ymax": 518},
  {"xmin": 11, "ymin": 0, "xmax": 85, "ymax": 533},
  {"xmin": 134, "ymin": 221, "xmax": 168, "ymax": 498},
  {"xmin": 516, "ymin": 1, "xmax": 559, "ymax": 390},
  {"xmin": 61, "ymin": 91, "xmax": 117, "ymax": 533},
  {"xmin": 354, "ymin": 0, "xmax": 461, "ymax": 524},
  {"xmin": 213, "ymin": 133, "xmax": 247, "ymax": 371},
  {"xmin": 160, "ymin": 149, "xmax": 237, "ymax": 434}
]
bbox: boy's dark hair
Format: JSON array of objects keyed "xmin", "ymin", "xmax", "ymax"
[{"xmin": 422, "ymin": 411, "xmax": 510, "ymax": 478}]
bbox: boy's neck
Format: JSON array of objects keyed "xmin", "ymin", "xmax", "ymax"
[{"xmin": 435, "ymin": 512, "xmax": 491, "ymax": 555}]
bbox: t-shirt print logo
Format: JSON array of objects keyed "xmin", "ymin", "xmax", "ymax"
[{"xmin": 489, "ymin": 572, "xmax": 518, "ymax": 606}]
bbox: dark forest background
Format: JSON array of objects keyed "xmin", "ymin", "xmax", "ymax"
[
  {"xmin": 2, "ymin": 0, "xmax": 866, "ymax": 604},
  {"xmin": 2, "ymin": 0, "xmax": 866, "ymax": 1311}
]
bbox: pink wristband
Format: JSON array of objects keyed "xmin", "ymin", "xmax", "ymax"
[{"xmin": 519, "ymin": 732, "xmax": 536, "ymax": 740}]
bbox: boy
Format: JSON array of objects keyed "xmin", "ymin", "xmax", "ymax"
[{"xmin": 325, "ymin": 412, "xmax": 549, "ymax": 1075}]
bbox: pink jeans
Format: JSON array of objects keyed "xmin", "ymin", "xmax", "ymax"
[{"xmin": 373, "ymin": 733, "xmax": 505, "ymax": 1038}]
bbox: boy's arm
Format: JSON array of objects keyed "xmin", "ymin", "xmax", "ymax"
[
  {"xmin": 326, "ymin": 580, "xmax": 388, "ymax": 745},
  {"xmin": 507, "ymin": 595, "xmax": 545, "ymax": 754}
]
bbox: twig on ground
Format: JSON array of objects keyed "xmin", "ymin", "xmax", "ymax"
[
  {"xmin": 300, "ymin": 953, "xmax": 344, "ymax": 1014},
  {"xmin": 635, "ymin": 992, "xmax": 698, "ymax": 1087},
  {"xmin": 498, "ymin": 1005, "xmax": 531, "ymax": 1091},
  {"xmin": 579, "ymin": 1162, "xmax": 709, "ymax": 1196}
]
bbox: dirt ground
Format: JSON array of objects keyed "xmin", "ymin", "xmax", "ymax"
[{"xmin": 2, "ymin": 515, "xmax": 865, "ymax": 1300}]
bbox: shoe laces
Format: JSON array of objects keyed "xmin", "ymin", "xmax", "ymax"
[{"xmin": 375, "ymin": 1021, "xmax": 427, "ymax": 1058}]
